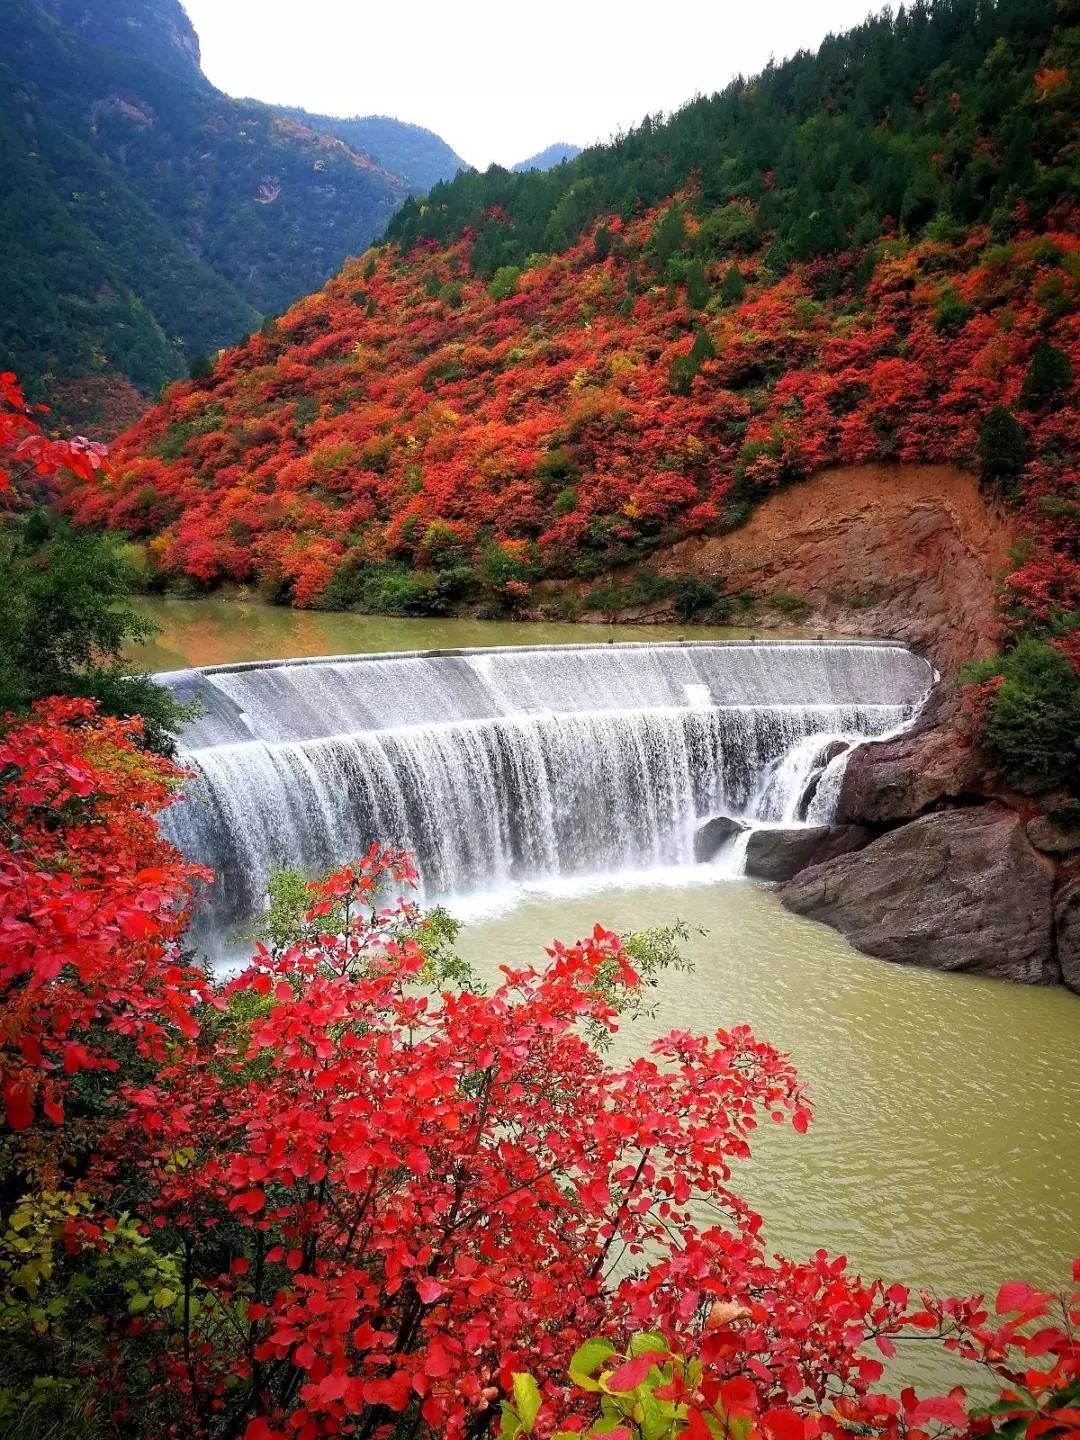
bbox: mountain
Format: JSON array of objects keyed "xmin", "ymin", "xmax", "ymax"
[
  {"xmin": 0, "ymin": 0, "xmax": 458, "ymax": 429},
  {"xmin": 513, "ymin": 142, "xmax": 581, "ymax": 172},
  {"xmin": 283, "ymin": 111, "xmax": 467, "ymax": 193},
  {"xmin": 65, "ymin": 0, "xmax": 1077, "ymax": 645}
]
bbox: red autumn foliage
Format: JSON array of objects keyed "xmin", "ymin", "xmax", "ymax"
[
  {"xmin": 0, "ymin": 707, "xmax": 1077, "ymax": 1439},
  {"xmin": 59, "ymin": 220, "xmax": 1078, "ymax": 641},
  {"xmin": 1, "ymin": 369, "xmax": 109, "ymax": 503},
  {"xmin": 0, "ymin": 700, "xmax": 207, "ymax": 1134}
]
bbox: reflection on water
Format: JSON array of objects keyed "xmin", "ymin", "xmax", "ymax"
[
  {"xmin": 455, "ymin": 878, "xmax": 1080, "ymax": 1394},
  {"xmin": 128, "ymin": 596, "xmax": 770, "ymax": 672}
]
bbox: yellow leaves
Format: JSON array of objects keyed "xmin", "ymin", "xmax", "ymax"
[{"xmin": 163, "ymin": 1145, "xmax": 196, "ymax": 1174}]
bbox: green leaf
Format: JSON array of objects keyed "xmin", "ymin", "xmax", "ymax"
[
  {"xmin": 570, "ymin": 1338, "xmax": 617, "ymax": 1391},
  {"xmin": 639, "ymin": 1391, "xmax": 674, "ymax": 1440},
  {"xmin": 629, "ymin": 1332, "xmax": 668, "ymax": 1357},
  {"xmin": 512, "ymin": 1373, "xmax": 542, "ymax": 1434},
  {"xmin": 128, "ymin": 1292, "xmax": 151, "ymax": 1315},
  {"xmin": 498, "ymin": 1402, "xmax": 521, "ymax": 1440},
  {"xmin": 153, "ymin": 1287, "xmax": 178, "ymax": 1308}
]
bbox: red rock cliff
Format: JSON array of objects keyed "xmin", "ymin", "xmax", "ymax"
[{"xmin": 658, "ymin": 464, "xmax": 1014, "ymax": 673}]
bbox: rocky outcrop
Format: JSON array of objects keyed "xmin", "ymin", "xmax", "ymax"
[
  {"xmin": 1027, "ymin": 814, "xmax": 1080, "ymax": 858},
  {"xmin": 657, "ymin": 464, "xmax": 1013, "ymax": 673},
  {"xmin": 836, "ymin": 689, "xmax": 987, "ymax": 826},
  {"xmin": 694, "ymin": 815, "xmax": 747, "ymax": 862},
  {"xmin": 778, "ymin": 806, "xmax": 1058, "ymax": 984},
  {"xmin": 744, "ymin": 824, "xmax": 869, "ymax": 882},
  {"xmin": 1053, "ymin": 880, "xmax": 1080, "ymax": 995}
]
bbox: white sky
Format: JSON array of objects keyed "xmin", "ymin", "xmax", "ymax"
[{"xmin": 182, "ymin": 0, "xmax": 884, "ymax": 171}]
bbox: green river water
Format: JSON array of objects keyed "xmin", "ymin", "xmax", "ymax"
[{"xmin": 130, "ymin": 598, "xmax": 1080, "ymax": 1394}]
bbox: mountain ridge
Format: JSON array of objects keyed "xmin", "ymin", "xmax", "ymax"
[
  {"xmin": 1, "ymin": 0, "xmax": 459, "ymax": 428},
  {"xmin": 513, "ymin": 142, "xmax": 581, "ymax": 172}
]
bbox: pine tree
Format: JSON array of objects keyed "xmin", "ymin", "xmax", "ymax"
[
  {"xmin": 978, "ymin": 406, "xmax": 1027, "ymax": 494},
  {"xmin": 720, "ymin": 262, "xmax": 746, "ymax": 306}
]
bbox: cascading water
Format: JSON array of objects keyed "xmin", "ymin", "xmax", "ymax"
[{"xmin": 157, "ymin": 641, "xmax": 934, "ymax": 947}]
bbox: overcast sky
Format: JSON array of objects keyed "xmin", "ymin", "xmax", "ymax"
[{"xmin": 182, "ymin": 0, "xmax": 883, "ymax": 171}]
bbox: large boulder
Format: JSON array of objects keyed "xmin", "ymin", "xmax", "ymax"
[
  {"xmin": 837, "ymin": 690, "xmax": 986, "ymax": 826},
  {"xmin": 744, "ymin": 824, "xmax": 869, "ymax": 882},
  {"xmin": 1053, "ymin": 879, "xmax": 1080, "ymax": 995},
  {"xmin": 778, "ymin": 806, "xmax": 1057, "ymax": 984},
  {"xmin": 694, "ymin": 815, "xmax": 747, "ymax": 862}
]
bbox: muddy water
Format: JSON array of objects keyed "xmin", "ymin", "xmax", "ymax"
[{"xmin": 455, "ymin": 879, "xmax": 1080, "ymax": 1395}]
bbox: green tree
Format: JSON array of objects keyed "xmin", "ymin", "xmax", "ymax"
[
  {"xmin": 647, "ymin": 203, "xmax": 687, "ymax": 270},
  {"xmin": 0, "ymin": 520, "xmax": 190, "ymax": 755},
  {"xmin": 1020, "ymin": 342, "xmax": 1073, "ymax": 410},
  {"xmin": 188, "ymin": 353, "xmax": 214, "ymax": 381},
  {"xmin": 978, "ymin": 406, "xmax": 1027, "ymax": 494},
  {"xmin": 720, "ymin": 261, "xmax": 746, "ymax": 305},
  {"xmin": 685, "ymin": 261, "xmax": 711, "ymax": 309}
]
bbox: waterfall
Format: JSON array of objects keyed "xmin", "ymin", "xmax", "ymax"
[{"xmin": 158, "ymin": 641, "xmax": 934, "ymax": 944}]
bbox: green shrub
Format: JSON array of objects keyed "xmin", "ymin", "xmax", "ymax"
[
  {"xmin": 672, "ymin": 577, "xmax": 725, "ymax": 621},
  {"xmin": 488, "ymin": 266, "xmax": 521, "ymax": 301},
  {"xmin": 932, "ymin": 287, "xmax": 973, "ymax": 333},
  {"xmin": 553, "ymin": 485, "xmax": 579, "ymax": 517},
  {"xmin": 719, "ymin": 261, "xmax": 746, "ymax": 306},
  {"xmin": 361, "ymin": 565, "xmax": 475, "ymax": 616},
  {"xmin": 1020, "ymin": 342, "xmax": 1073, "ymax": 410},
  {"xmin": 536, "ymin": 447, "xmax": 580, "ymax": 488},
  {"xmin": 768, "ymin": 586, "xmax": 812, "ymax": 618},
  {"xmin": 0, "ymin": 522, "xmax": 192, "ymax": 755},
  {"xmin": 963, "ymin": 639, "xmax": 1080, "ymax": 790}
]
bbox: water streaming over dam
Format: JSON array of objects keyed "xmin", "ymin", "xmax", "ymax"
[{"xmin": 159, "ymin": 640, "xmax": 935, "ymax": 941}]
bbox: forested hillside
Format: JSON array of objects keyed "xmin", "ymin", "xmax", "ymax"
[
  {"xmin": 282, "ymin": 110, "xmax": 467, "ymax": 193},
  {"xmin": 66, "ymin": 0, "xmax": 1077, "ymax": 656},
  {"xmin": 1, "ymin": 0, "xmax": 460, "ymax": 428}
]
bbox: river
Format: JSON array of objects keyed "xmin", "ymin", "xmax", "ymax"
[{"xmin": 129, "ymin": 597, "xmax": 1080, "ymax": 1395}]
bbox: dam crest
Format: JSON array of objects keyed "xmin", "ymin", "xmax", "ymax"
[{"xmin": 158, "ymin": 640, "xmax": 936, "ymax": 941}]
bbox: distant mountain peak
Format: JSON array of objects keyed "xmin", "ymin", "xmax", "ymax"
[
  {"xmin": 1, "ymin": 0, "xmax": 466, "ymax": 426},
  {"xmin": 513, "ymin": 142, "xmax": 581, "ymax": 172}
]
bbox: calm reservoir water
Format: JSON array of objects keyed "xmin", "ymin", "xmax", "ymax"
[
  {"xmin": 131, "ymin": 598, "xmax": 1080, "ymax": 1394},
  {"xmin": 129, "ymin": 596, "xmax": 765, "ymax": 671}
]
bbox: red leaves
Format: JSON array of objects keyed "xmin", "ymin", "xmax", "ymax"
[
  {"xmin": 3, "ymin": 1077, "xmax": 34, "ymax": 1131},
  {"xmin": 423, "ymin": 1339, "xmax": 452, "ymax": 1378},
  {"xmin": 3, "ymin": 699, "xmax": 1077, "ymax": 1440},
  {"xmin": 0, "ymin": 701, "xmax": 205, "ymax": 1135},
  {"xmin": 230, "ymin": 1189, "xmax": 266, "ymax": 1215},
  {"xmin": 1, "ymin": 370, "xmax": 110, "ymax": 514},
  {"xmin": 996, "ymin": 1279, "xmax": 1048, "ymax": 1315},
  {"xmin": 605, "ymin": 1353, "xmax": 660, "ymax": 1390}
]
